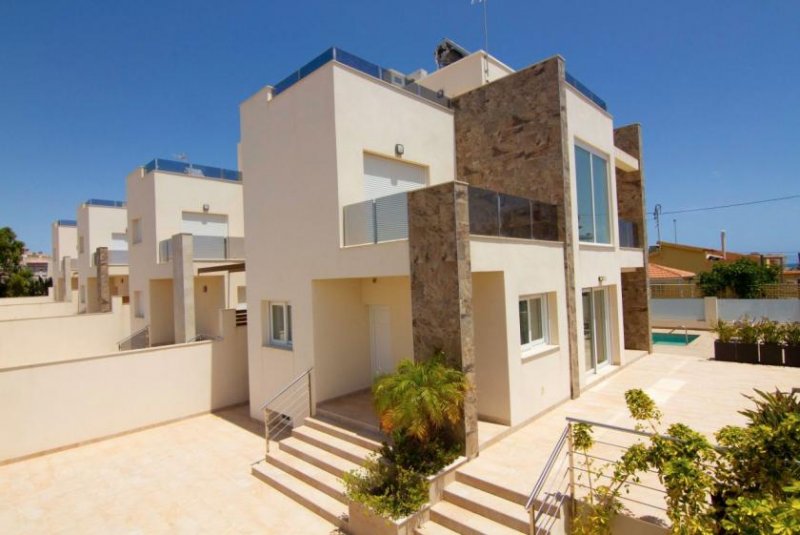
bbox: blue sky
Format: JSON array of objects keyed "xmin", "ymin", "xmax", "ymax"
[{"xmin": 1, "ymin": 1, "xmax": 798, "ymax": 260}]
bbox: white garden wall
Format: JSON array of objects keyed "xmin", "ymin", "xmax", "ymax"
[{"xmin": 0, "ymin": 309, "xmax": 248, "ymax": 463}]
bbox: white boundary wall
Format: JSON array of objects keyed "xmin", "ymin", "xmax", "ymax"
[
  {"xmin": 0, "ymin": 309, "xmax": 248, "ymax": 463},
  {"xmin": 0, "ymin": 295, "xmax": 54, "ymax": 306},
  {"xmin": 0, "ymin": 297, "xmax": 129, "ymax": 368},
  {"xmin": 651, "ymin": 297, "xmax": 800, "ymax": 329},
  {"xmin": 0, "ymin": 299, "xmax": 78, "ymax": 321}
]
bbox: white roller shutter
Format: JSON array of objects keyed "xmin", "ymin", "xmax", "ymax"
[
  {"xmin": 363, "ymin": 154, "xmax": 427, "ymax": 199},
  {"xmin": 181, "ymin": 213, "xmax": 229, "ymax": 237}
]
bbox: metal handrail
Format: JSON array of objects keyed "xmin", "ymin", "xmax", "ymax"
[
  {"xmin": 525, "ymin": 425, "xmax": 569, "ymax": 510},
  {"xmin": 260, "ymin": 368, "xmax": 313, "ymax": 410},
  {"xmin": 565, "ymin": 416, "xmax": 726, "ymax": 452},
  {"xmin": 118, "ymin": 325, "xmax": 149, "ymax": 351},
  {"xmin": 262, "ymin": 368, "xmax": 313, "ymax": 454}
]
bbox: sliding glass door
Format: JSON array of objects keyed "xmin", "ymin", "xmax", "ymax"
[{"xmin": 582, "ymin": 288, "xmax": 610, "ymax": 373}]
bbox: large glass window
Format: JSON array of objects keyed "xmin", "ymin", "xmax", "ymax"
[
  {"xmin": 519, "ymin": 295, "xmax": 548, "ymax": 349},
  {"xmin": 575, "ymin": 145, "xmax": 611, "ymax": 244},
  {"xmin": 269, "ymin": 302, "xmax": 293, "ymax": 348}
]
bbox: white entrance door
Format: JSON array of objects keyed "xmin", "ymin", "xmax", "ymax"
[{"xmin": 369, "ymin": 305, "xmax": 393, "ymax": 377}]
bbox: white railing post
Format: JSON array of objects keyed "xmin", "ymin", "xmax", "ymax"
[{"xmin": 264, "ymin": 406, "xmax": 270, "ymax": 456}]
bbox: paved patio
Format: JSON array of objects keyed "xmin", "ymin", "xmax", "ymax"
[
  {"xmin": 0, "ymin": 406, "xmax": 338, "ymax": 534},
  {"xmin": 2, "ymin": 335, "xmax": 799, "ymax": 533},
  {"xmin": 459, "ymin": 339, "xmax": 800, "ymax": 514}
]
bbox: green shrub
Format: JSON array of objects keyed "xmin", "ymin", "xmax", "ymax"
[
  {"xmin": 713, "ymin": 320, "xmax": 736, "ymax": 343},
  {"xmin": 734, "ymin": 316, "xmax": 759, "ymax": 344},
  {"xmin": 757, "ymin": 318, "xmax": 782, "ymax": 344},
  {"xmin": 383, "ymin": 432, "xmax": 461, "ymax": 477},
  {"xmin": 782, "ymin": 322, "xmax": 800, "ymax": 347},
  {"xmin": 342, "ymin": 454, "xmax": 429, "ymax": 520}
]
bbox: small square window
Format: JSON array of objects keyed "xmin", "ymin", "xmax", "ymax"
[
  {"xmin": 520, "ymin": 295, "xmax": 548, "ymax": 349},
  {"xmin": 267, "ymin": 301, "xmax": 293, "ymax": 348}
]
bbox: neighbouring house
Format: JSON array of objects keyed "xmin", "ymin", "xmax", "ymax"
[
  {"xmin": 51, "ymin": 219, "xmax": 78, "ymax": 302},
  {"xmin": 21, "ymin": 250, "xmax": 52, "ymax": 280},
  {"xmin": 648, "ymin": 241, "xmax": 762, "ymax": 275},
  {"xmin": 125, "ymin": 158, "xmax": 245, "ymax": 347},
  {"xmin": 239, "ymin": 42, "xmax": 650, "ymax": 454},
  {"xmin": 76, "ymin": 199, "xmax": 129, "ymax": 313},
  {"xmin": 648, "ymin": 263, "xmax": 695, "ymax": 283}
]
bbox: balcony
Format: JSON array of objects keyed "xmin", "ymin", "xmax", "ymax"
[
  {"xmin": 273, "ymin": 47, "xmax": 450, "ymax": 108},
  {"xmin": 343, "ymin": 192, "xmax": 408, "ymax": 246},
  {"xmin": 159, "ymin": 236, "xmax": 245, "ymax": 263},
  {"xmin": 565, "ymin": 72, "xmax": 607, "ymax": 111},
  {"xmin": 143, "ymin": 159, "xmax": 242, "ymax": 182},
  {"xmin": 468, "ymin": 187, "xmax": 559, "ymax": 241},
  {"xmin": 618, "ymin": 219, "xmax": 641, "ymax": 248},
  {"xmin": 342, "ymin": 186, "xmax": 560, "ymax": 247},
  {"xmin": 108, "ymin": 250, "xmax": 129, "ymax": 265}
]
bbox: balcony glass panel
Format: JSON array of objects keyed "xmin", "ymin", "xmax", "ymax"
[
  {"xmin": 375, "ymin": 193, "xmax": 408, "ymax": 242},
  {"xmin": 619, "ymin": 219, "xmax": 640, "ymax": 248},
  {"xmin": 468, "ymin": 187, "xmax": 500, "ymax": 236},
  {"xmin": 499, "ymin": 193, "xmax": 532, "ymax": 239},
  {"xmin": 343, "ymin": 200, "xmax": 377, "ymax": 246}
]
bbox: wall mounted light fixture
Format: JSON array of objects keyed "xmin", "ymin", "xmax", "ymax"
[
  {"xmin": 395, "ymin": 144, "xmax": 404, "ymax": 157},
  {"xmin": 202, "ymin": 204, "xmax": 210, "ymax": 212}
]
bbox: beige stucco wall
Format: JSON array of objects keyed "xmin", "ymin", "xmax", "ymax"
[
  {"xmin": 416, "ymin": 51, "xmax": 514, "ymax": 98},
  {"xmin": 0, "ymin": 300, "xmax": 77, "ymax": 321},
  {"xmin": 240, "ymin": 62, "xmax": 456, "ymax": 418},
  {"xmin": 471, "ymin": 238, "xmax": 571, "ymax": 425},
  {"xmin": 0, "ymin": 295, "xmax": 56, "ymax": 306},
  {"xmin": 565, "ymin": 86, "xmax": 642, "ymax": 386},
  {"xmin": 0, "ymin": 297, "xmax": 130, "ymax": 369},
  {"xmin": 51, "ymin": 222, "xmax": 78, "ymax": 300},
  {"xmin": 0, "ymin": 309, "xmax": 248, "ymax": 463},
  {"xmin": 76, "ymin": 204, "xmax": 128, "ymax": 313},
  {"xmin": 126, "ymin": 167, "xmax": 245, "ymax": 337}
]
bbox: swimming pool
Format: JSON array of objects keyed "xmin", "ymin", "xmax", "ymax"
[{"xmin": 652, "ymin": 332, "xmax": 699, "ymax": 346}]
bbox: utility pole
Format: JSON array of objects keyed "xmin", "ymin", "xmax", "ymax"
[
  {"xmin": 673, "ymin": 219, "xmax": 678, "ymax": 243},
  {"xmin": 654, "ymin": 204, "xmax": 662, "ymax": 243}
]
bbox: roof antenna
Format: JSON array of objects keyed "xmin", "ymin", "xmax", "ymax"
[{"xmin": 472, "ymin": 0, "xmax": 489, "ymax": 53}]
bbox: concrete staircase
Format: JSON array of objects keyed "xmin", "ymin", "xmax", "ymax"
[{"xmin": 251, "ymin": 414, "xmax": 383, "ymax": 530}]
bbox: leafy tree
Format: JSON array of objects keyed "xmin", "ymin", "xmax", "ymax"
[
  {"xmin": 0, "ymin": 227, "xmax": 51, "ymax": 298},
  {"xmin": 696, "ymin": 258, "xmax": 781, "ymax": 298},
  {"xmin": 0, "ymin": 227, "xmax": 25, "ymax": 275},
  {"xmin": 574, "ymin": 388, "xmax": 800, "ymax": 535}
]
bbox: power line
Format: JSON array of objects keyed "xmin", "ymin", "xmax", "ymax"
[{"xmin": 648, "ymin": 194, "xmax": 800, "ymax": 219}]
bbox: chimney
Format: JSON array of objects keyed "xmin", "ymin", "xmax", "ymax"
[{"xmin": 721, "ymin": 230, "xmax": 727, "ymax": 260}]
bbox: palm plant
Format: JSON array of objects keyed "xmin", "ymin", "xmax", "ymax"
[{"xmin": 372, "ymin": 352, "xmax": 469, "ymax": 443}]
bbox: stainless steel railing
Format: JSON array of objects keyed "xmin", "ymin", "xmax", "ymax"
[
  {"xmin": 118, "ymin": 325, "xmax": 149, "ymax": 351},
  {"xmin": 525, "ymin": 416, "xmax": 700, "ymax": 534},
  {"xmin": 261, "ymin": 368, "xmax": 313, "ymax": 455}
]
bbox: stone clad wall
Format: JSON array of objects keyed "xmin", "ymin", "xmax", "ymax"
[
  {"xmin": 96, "ymin": 247, "xmax": 111, "ymax": 313},
  {"xmin": 407, "ymin": 181, "xmax": 478, "ymax": 456},
  {"xmin": 452, "ymin": 56, "xmax": 582, "ymax": 398},
  {"xmin": 614, "ymin": 124, "xmax": 652, "ymax": 352}
]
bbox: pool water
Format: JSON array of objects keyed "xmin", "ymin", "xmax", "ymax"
[{"xmin": 652, "ymin": 332, "xmax": 699, "ymax": 346}]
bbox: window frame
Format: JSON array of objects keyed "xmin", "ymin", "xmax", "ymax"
[
  {"xmin": 575, "ymin": 143, "xmax": 612, "ymax": 245},
  {"xmin": 268, "ymin": 301, "xmax": 293, "ymax": 349},
  {"xmin": 519, "ymin": 294, "xmax": 549, "ymax": 350}
]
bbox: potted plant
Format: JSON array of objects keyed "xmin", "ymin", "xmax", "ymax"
[
  {"xmin": 734, "ymin": 317, "xmax": 759, "ymax": 364},
  {"xmin": 757, "ymin": 318, "xmax": 783, "ymax": 366},
  {"xmin": 782, "ymin": 322, "xmax": 800, "ymax": 367},
  {"xmin": 713, "ymin": 320, "xmax": 737, "ymax": 362}
]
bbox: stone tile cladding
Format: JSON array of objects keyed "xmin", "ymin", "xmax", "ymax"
[
  {"xmin": 614, "ymin": 124, "xmax": 652, "ymax": 352},
  {"xmin": 452, "ymin": 56, "xmax": 582, "ymax": 398},
  {"xmin": 407, "ymin": 181, "xmax": 478, "ymax": 456}
]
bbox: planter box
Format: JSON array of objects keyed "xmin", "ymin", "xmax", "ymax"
[
  {"xmin": 347, "ymin": 456, "xmax": 467, "ymax": 535},
  {"xmin": 736, "ymin": 343, "xmax": 759, "ymax": 364},
  {"xmin": 759, "ymin": 343, "xmax": 783, "ymax": 366},
  {"xmin": 714, "ymin": 340, "xmax": 737, "ymax": 362},
  {"xmin": 785, "ymin": 346, "xmax": 800, "ymax": 368}
]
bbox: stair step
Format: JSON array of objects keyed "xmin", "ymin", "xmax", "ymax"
[
  {"xmin": 265, "ymin": 448, "xmax": 347, "ymax": 503},
  {"xmin": 305, "ymin": 416, "xmax": 384, "ymax": 451},
  {"xmin": 430, "ymin": 501, "xmax": 523, "ymax": 535},
  {"xmin": 292, "ymin": 425, "xmax": 375, "ymax": 465},
  {"xmin": 455, "ymin": 471, "xmax": 528, "ymax": 506},
  {"xmin": 415, "ymin": 521, "xmax": 461, "ymax": 535},
  {"xmin": 251, "ymin": 461, "xmax": 348, "ymax": 528},
  {"xmin": 315, "ymin": 407, "xmax": 381, "ymax": 434},
  {"xmin": 279, "ymin": 436, "xmax": 362, "ymax": 478},
  {"xmin": 443, "ymin": 482, "xmax": 529, "ymax": 532}
]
